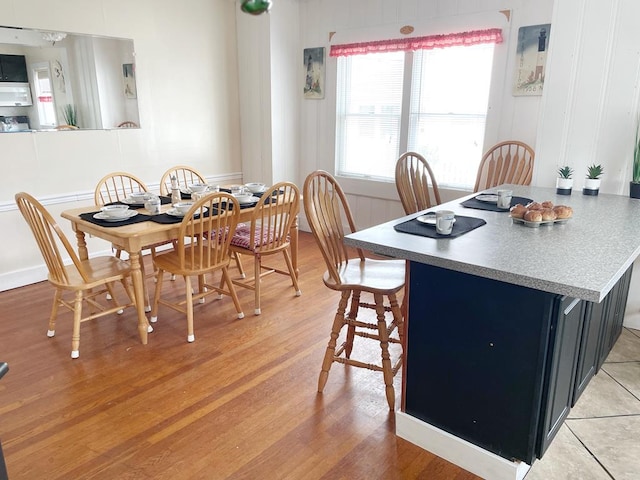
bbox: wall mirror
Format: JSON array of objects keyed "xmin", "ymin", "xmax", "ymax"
[{"xmin": 0, "ymin": 25, "xmax": 139, "ymax": 132}]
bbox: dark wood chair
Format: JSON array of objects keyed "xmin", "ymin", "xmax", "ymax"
[{"xmin": 303, "ymin": 170, "xmax": 405, "ymax": 410}]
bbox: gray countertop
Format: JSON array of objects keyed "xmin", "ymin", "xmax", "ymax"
[{"xmin": 345, "ymin": 185, "xmax": 640, "ymax": 302}]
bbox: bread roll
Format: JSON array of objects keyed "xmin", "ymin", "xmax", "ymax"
[
  {"xmin": 553, "ymin": 205, "xmax": 573, "ymax": 219},
  {"xmin": 541, "ymin": 208, "xmax": 557, "ymax": 221},
  {"xmin": 526, "ymin": 201, "xmax": 544, "ymax": 210},
  {"xmin": 524, "ymin": 210, "xmax": 543, "ymax": 222},
  {"xmin": 509, "ymin": 204, "xmax": 527, "ymax": 219},
  {"xmin": 541, "ymin": 201, "xmax": 554, "ymax": 209}
]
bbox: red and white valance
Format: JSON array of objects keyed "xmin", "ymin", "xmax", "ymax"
[{"xmin": 329, "ymin": 28, "xmax": 502, "ymax": 57}]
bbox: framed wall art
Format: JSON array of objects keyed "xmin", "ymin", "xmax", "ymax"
[
  {"xmin": 303, "ymin": 47, "xmax": 325, "ymax": 99},
  {"xmin": 513, "ymin": 24, "xmax": 551, "ymax": 96},
  {"xmin": 122, "ymin": 63, "xmax": 137, "ymax": 99}
]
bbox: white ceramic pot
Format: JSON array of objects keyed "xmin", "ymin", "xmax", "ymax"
[
  {"xmin": 556, "ymin": 178, "xmax": 573, "ymax": 195},
  {"xmin": 583, "ymin": 178, "xmax": 601, "ymax": 196}
]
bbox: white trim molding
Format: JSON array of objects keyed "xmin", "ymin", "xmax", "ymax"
[{"xmin": 396, "ymin": 411, "xmax": 531, "ymax": 480}]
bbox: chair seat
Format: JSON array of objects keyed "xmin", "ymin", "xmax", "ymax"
[
  {"xmin": 229, "ymin": 224, "xmax": 286, "ymax": 252},
  {"xmin": 324, "ymin": 258, "xmax": 405, "ymax": 294},
  {"xmin": 53, "ymin": 257, "xmax": 132, "ymax": 290},
  {"xmin": 153, "ymin": 246, "xmax": 231, "ymax": 277}
]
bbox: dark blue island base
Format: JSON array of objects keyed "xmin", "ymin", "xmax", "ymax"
[{"xmin": 400, "ymin": 262, "xmax": 632, "ymax": 478}]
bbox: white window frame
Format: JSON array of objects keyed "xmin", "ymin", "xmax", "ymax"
[{"xmin": 334, "ymin": 44, "xmax": 496, "ymax": 194}]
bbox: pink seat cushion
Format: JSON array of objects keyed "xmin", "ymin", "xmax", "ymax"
[{"xmin": 230, "ymin": 224, "xmax": 282, "ymax": 251}]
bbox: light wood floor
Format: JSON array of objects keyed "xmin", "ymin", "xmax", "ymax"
[{"xmin": 0, "ymin": 232, "xmax": 479, "ymax": 480}]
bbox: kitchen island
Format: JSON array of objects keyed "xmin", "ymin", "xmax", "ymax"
[{"xmin": 344, "ymin": 185, "xmax": 640, "ymax": 480}]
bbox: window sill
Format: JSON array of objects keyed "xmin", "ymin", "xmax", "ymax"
[{"xmin": 337, "ymin": 175, "xmax": 471, "ymax": 204}]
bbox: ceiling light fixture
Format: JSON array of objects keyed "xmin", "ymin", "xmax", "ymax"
[
  {"xmin": 41, "ymin": 31, "xmax": 67, "ymax": 46},
  {"xmin": 240, "ymin": 0, "xmax": 273, "ymax": 15}
]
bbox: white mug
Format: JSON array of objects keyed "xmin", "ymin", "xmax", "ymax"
[
  {"xmin": 497, "ymin": 189, "xmax": 513, "ymax": 209},
  {"xmin": 144, "ymin": 195, "xmax": 161, "ymax": 215},
  {"xmin": 436, "ymin": 210, "xmax": 455, "ymax": 235}
]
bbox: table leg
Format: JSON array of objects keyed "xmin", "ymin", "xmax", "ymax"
[
  {"xmin": 291, "ymin": 215, "xmax": 299, "ymax": 278},
  {"xmin": 128, "ymin": 251, "xmax": 150, "ymax": 344},
  {"xmin": 75, "ymin": 231, "xmax": 88, "ymax": 261}
]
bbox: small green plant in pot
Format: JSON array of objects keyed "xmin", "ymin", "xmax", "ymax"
[
  {"xmin": 556, "ymin": 166, "xmax": 574, "ymax": 195},
  {"xmin": 60, "ymin": 104, "xmax": 78, "ymax": 127},
  {"xmin": 583, "ymin": 164, "xmax": 603, "ymax": 196}
]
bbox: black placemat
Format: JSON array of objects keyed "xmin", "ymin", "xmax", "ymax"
[
  {"xmin": 79, "ymin": 211, "xmax": 152, "ymax": 227},
  {"xmin": 107, "ymin": 196, "xmax": 172, "ymax": 209},
  {"xmin": 461, "ymin": 195, "xmax": 533, "ymax": 212},
  {"xmin": 150, "ymin": 213, "xmax": 185, "ymax": 224},
  {"xmin": 394, "ymin": 214, "xmax": 486, "ymax": 239},
  {"xmin": 150, "ymin": 208, "xmax": 218, "ymax": 224}
]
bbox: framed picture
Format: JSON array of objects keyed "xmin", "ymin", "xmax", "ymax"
[
  {"xmin": 513, "ymin": 24, "xmax": 551, "ymax": 96},
  {"xmin": 303, "ymin": 47, "xmax": 325, "ymax": 99},
  {"xmin": 122, "ymin": 63, "xmax": 137, "ymax": 99}
]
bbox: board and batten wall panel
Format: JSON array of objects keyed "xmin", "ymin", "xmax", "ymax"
[
  {"xmin": 529, "ymin": 0, "xmax": 640, "ymax": 326},
  {"xmin": 296, "ymin": 0, "xmax": 554, "ymax": 234}
]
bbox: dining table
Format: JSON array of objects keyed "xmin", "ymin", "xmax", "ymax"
[{"xmin": 60, "ymin": 192, "xmax": 300, "ymax": 345}]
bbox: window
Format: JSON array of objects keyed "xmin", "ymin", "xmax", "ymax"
[{"xmin": 334, "ymin": 32, "xmax": 498, "ymax": 190}]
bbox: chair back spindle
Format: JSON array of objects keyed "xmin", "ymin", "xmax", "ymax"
[
  {"xmin": 395, "ymin": 152, "xmax": 441, "ymax": 214},
  {"xmin": 474, "ymin": 141, "xmax": 535, "ymax": 192}
]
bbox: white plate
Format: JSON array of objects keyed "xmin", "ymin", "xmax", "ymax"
[
  {"xmin": 167, "ymin": 206, "xmax": 208, "ymax": 217},
  {"xmin": 94, "ymin": 210, "xmax": 138, "ymax": 222},
  {"xmin": 475, "ymin": 194, "xmax": 498, "ymax": 203},
  {"xmin": 180, "ymin": 186, "xmax": 209, "ymax": 195},
  {"xmin": 121, "ymin": 197, "xmax": 146, "ymax": 205},
  {"xmin": 236, "ymin": 195, "xmax": 260, "ymax": 205},
  {"xmin": 416, "ymin": 214, "xmax": 456, "ymax": 226}
]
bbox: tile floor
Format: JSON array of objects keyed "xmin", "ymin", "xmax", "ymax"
[{"xmin": 526, "ymin": 327, "xmax": 640, "ymax": 480}]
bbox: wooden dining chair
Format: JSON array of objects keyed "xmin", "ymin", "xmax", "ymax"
[
  {"xmin": 150, "ymin": 193, "xmax": 245, "ymax": 342},
  {"xmin": 303, "ymin": 170, "xmax": 405, "ymax": 410},
  {"xmin": 94, "ymin": 171, "xmax": 148, "ymax": 205},
  {"xmin": 159, "ymin": 165, "xmax": 206, "ymax": 196},
  {"xmin": 94, "ymin": 172, "xmax": 173, "ymax": 308},
  {"xmin": 15, "ymin": 192, "xmax": 134, "ymax": 358},
  {"xmin": 159, "ymin": 165, "xmax": 245, "ymax": 277},
  {"xmin": 228, "ymin": 181, "xmax": 301, "ymax": 315},
  {"xmin": 55, "ymin": 124, "xmax": 79, "ymax": 130},
  {"xmin": 395, "ymin": 152, "xmax": 442, "ymax": 214},
  {"xmin": 117, "ymin": 121, "xmax": 138, "ymax": 128},
  {"xmin": 473, "ymin": 141, "xmax": 535, "ymax": 193}
]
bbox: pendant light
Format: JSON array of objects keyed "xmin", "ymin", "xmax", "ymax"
[{"xmin": 241, "ymin": 0, "xmax": 273, "ymax": 15}]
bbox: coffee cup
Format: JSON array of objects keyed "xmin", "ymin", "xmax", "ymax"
[
  {"xmin": 144, "ymin": 195, "xmax": 161, "ymax": 214},
  {"xmin": 497, "ymin": 189, "xmax": 513, "ymax": 209},
  {"xmin": 436, "ymin": 210, "xmax": 455, "ymax": 235}
]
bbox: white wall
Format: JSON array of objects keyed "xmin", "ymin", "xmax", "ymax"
[
  {"xmin": 0, "ymin": 0, "xmax": 244, "ymax": 290},
  {"xmin": 534, "ymin": 0, "xmax": 640, "ymax": 327},
  {"xmin": 294, "ymin": 0, "xmax": 555, "ymax": 231}
]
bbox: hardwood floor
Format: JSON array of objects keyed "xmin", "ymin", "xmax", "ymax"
[{"xmin": 0, "ymin": 232, "xmax": 479, "ymax": 480}]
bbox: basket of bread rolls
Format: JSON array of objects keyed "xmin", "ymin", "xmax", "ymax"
[{"xmin": 509, "ymin": 200, "xmax": 573, "ymax": 227}]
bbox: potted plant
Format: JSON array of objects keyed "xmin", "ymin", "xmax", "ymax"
[
  {"xmin": 631, "ymin": 119, "xmax": 640, "ymax": 198},
  {"xmin": 60, "ymin": 104, "xmax": 78, "ymax": 127},
  {"xmin": 556, "ymin": 166, "xmax": 574, "ymax": 195},
  {"xmin": 583, "ymin": 164, "xmax": 603, "ymax": 196}
]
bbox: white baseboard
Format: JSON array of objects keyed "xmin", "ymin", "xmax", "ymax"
[
  {"xmin": 396, "ymin": 411, "xmax": 531, "ymax": 480},
  {"xmin": 624, "ymin": 312, "xmax": 640, "ymax": 330}
]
